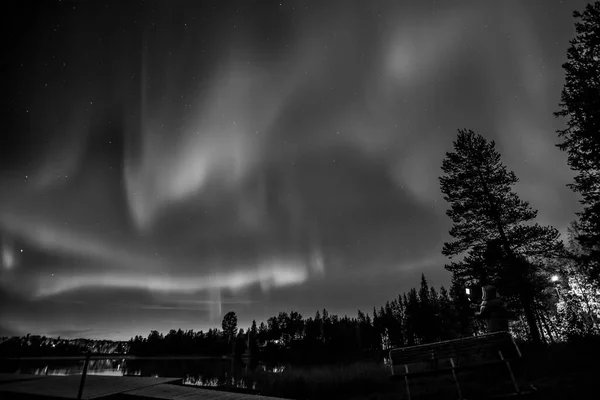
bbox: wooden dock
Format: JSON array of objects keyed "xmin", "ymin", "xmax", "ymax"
[{"xmin": 0, "ymin": 374, "xmax": 286, "ymax": 400}]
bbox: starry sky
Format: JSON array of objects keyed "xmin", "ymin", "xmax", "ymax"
[{"xmin": 0, "ymin": 0, "xmax": 587, "ymax": 340}]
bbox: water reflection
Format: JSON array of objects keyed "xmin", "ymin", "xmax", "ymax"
[
  {"xmin": 0, "ymin": 358, "xmax": 286, "ymax": 391},
  {"xmin": 184, "ymin": 375, "xmax": 256, "ymax": 390},
  {"xmin": 22, "ymin": 359, "xmax": 134, "ymax": 377}
]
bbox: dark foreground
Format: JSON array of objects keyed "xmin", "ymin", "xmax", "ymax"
[
  {"xmin": 246, "ymin": 337, "xmax": 600, "ymax": 400},
  {"xmin": 1, "ymin": 337, "xmax": 599, "ymax": 400}
]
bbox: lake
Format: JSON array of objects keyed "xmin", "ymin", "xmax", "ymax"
[{"xmin": 0, "ymin": 357, "xmax": 285, "ymax": 390}]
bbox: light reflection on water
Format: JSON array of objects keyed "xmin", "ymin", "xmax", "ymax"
[
  {"xmin": 183, "ymin": 376, "xmax": 256, "ymax": 390},
  {"xmin": 269, "ymin": 366, "xmax": 286, "ymax": 373},
  {"xmin": 20, "ymin": 359, "xmax": 135, "ymax": 377},
  {"xmin": 31, "ymin": 370, "xmax": 126, "ymax": 377},
  {"xmin": 1, "ymin": 358, "xmax": 284, "ymax": 390}
]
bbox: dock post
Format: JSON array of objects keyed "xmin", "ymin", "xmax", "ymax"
[{"xmin": 77, "ymin": 350, "xmax": 91, "ymax": 400}]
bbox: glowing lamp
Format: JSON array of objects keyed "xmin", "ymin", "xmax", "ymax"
[{"xmin": 550, "ymin": 275, "xmax": 560, "ymax": 282}]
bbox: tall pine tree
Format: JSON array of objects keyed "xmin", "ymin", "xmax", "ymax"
[
  {"xmin": 439, "ymin": 129, "xmax": 564, "ymax": 343},
  {"xmin": 554, "ymin": 2, "xmax": 600, "ymax": 285}
]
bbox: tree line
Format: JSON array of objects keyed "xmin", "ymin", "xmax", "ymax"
[
  {"xmin": 128, "ymin": 274, "xmax": 476, "ymax": 363},
  {"xmin": 126, "ymin": 264, "xmax": 597, "ymax": 364}
]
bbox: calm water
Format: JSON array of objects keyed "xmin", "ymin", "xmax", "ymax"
[{"xmin": 0, "ymin": 358, "xmax": 285, "ymax": 389}]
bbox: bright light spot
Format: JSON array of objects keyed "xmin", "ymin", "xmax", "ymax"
[
  {"xmin": 465, "ymin": 288, "xmax": 471, "ymax": 295},
  {"xmin": 272, "ymin": 366, "xmax": 286, "ymax": 373},
  {"xmin": 551, "ymin": 275, "xmax": 560, "ymax": 282}
]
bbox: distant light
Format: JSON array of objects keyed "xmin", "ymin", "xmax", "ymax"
[
  {"xmin": 465, "ymin": 288, "xmax": 471, "ymax": 295},
  {"xmin": 551, "ymin": 275, "xmax": 560, "ymax": 282}
]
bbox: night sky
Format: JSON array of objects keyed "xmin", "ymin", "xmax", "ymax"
[{"xmin": 0, "ymin": 0, "xmax": 587, "ymax": 340}]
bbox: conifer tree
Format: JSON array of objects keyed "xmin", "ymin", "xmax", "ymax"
[
  {"xmin": 554, "ymin": 2, "xmax": 600, "ymax": 284},
  {"xmin": 440, "ymin": 129, "xmax": 564, "ymax": 343},
  {"xmin": 405, "ymin": 288, "xmax": 420, "ymax": 345}
]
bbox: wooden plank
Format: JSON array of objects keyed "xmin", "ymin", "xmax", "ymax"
[
  {"xmin": 123, "ymin": 383, "xmax": 287, "ymax": 400},
  {"xmin": 390, "ymin": 332, "xmax": 517, "ymax": 366},
  {"xmin": 389, "ymin": 332, "xmax": 512, "ymax": 356},
  {"xmin": 0, "ymin": 375, "xmax": 181, "ymax": 399}
]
